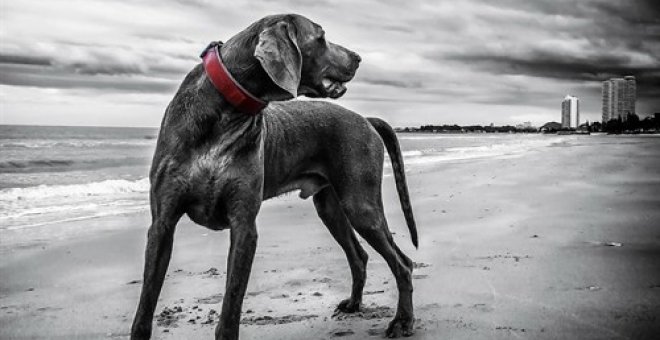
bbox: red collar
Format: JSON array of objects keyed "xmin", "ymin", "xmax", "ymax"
[{"xmin": 201, "ymin": 43, "xmax": 267, "ymax": 115}]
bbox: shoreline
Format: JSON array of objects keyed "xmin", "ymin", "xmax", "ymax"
[{"xmin": 2, "ymin": 135, "xmax": 660, "ymax": 339}]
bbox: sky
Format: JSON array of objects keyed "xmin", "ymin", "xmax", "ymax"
[{"xmin": 1, "ymin": 0, "xmax": 659, "ymax": 128}]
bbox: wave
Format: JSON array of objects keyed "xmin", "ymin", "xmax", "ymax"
[
  {"xmin": 0, "ymin": 178, "xmax": 151, "ymax": 231},
  {"xmin": 0, "ymin": 159, "xmax": 74, "ymax": 169},
  {"xmin": 0, "ymin": 157, "xmax": 149, "ymax": 173},
  {"xmin": 392, "ymin": 137, "xmax": 566, "ymax": 166},
  {"xmin": 398, "ymin": 134, "xmax": 509, "ymax": 140},
  {"xmin": 0, "ymin": 178, "xmax": 150, "ymax": 201},
  {"xmin": 4, "ymin": 203, "xmax": 149, "ymax": 230},
  {"xmin": 0, "ymin": 139, "xmax": 155, "ymax": 149}
]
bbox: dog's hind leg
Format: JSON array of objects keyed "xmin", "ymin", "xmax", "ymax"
[
  {"xmin": 341, "ymin": 196, "xmax": 414, "ymax": 338},
  {"xmin": 313, "ymin": 187, "xmax": 368, "ymax": 313},
  {"xmin": 131, "ymin": 196, "xmax": 183, "ymax": 340}
]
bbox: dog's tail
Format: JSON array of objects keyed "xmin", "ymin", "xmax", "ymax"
[{"xmin": 367, "ymin": 117, "xmax": 418, "ymax": 248}]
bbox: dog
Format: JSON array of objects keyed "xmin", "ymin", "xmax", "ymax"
[{"xmin": 130, "ymin": 14, "xmax": 417, "ymax": 339}]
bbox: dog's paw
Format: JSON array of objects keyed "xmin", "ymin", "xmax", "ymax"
[
  {"xmin": 386, "ymin": 317, "xmax": 415, "ymax": 338},
  {"xmin": 335, "ymin": 298, "xmax": 361, "ymax": 313}
]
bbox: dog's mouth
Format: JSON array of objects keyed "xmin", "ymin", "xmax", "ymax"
[
  {"xmin": 321, "ymin": 77, "xmax": 347, "ymax": 98},
  {"xmin": 299, "ymin": 68, "xmax": 356, "ymax": 99}
]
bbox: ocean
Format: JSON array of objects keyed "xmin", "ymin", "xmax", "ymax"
[{"xmin": 0, "ymin": 125, "xmax": 567, "ymax": 234}]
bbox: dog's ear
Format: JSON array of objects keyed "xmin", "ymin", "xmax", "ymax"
[{"xmin": 254, "ymin": 21, "xmax": 302, "ymax": 99}]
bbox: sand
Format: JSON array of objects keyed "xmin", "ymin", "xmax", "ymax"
[{"xmin": 2, "ymin": 135, "xmax": 659, "ymax": 340}]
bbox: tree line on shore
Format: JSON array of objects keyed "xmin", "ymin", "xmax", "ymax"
[
  {"xmin": 597, "ymin": 113, "xmax": 660, "ymax": 134},
  {"xmin": 396, "ymin": 113, "xmax": 660, "ymax": 134},
  {"xmin": 397, "ymin": 124, "xmax": 537, "ymax": 133}
]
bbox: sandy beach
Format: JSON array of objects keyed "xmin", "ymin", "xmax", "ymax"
[{"xmin": 1, "ymin": 134, "xmax": 659, "ymax": 340}]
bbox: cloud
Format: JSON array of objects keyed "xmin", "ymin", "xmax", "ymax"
[{"xmin": 1, "ymin": 0, "xmax": 659, "ymax": 127}]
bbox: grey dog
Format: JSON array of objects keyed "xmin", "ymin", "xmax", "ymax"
[{"xmin": 130, "ymin": 14, "xmax": 418, "ymax": 339}]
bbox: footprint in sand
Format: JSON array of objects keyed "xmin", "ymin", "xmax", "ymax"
[{"xmin": 241, "ymin": 314, "xmax": 318, "ymax": 325}]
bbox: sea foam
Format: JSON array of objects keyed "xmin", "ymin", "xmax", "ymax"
[{"xmin": 0, "ymin": 178, "xmax": 150, "ymax": 201}]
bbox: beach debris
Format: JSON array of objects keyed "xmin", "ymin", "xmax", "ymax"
[
  {"xmin": 241, "ymin": 314, "xmax": 318, "ymax": 325},
  {"xmin": 413, "ymin": 262, "xmax": 430, "ymax": 269},
  {"xmin": 586, "ymin": 241, "xmax": 623, "ymax": 247},
  {"xmin": 330, "ymin": 329, "xmax": 355, "ymax": 337},
  {"xmin": 442, "ymin": 317, "xmax": 477, "ymax": 330},
  {"xmin": 333, "ymin": 304, "xmax": 394, "ymax": 320},
  {"xmin": 126, "ymin": 279, "xmax": 141, "ymax": 285},
  {"xmin": 367, "ymin": 328, "xmax": 383, "ymax": 336},
  {"xmin": 471, "ymin": 303, "xmax": 494, "ymax": 312},
  {"xmin": 156, "ymin": 306, "xmax": 186, "ymax": 327},
  {"xmin": 478, "ymin": 253, "xmax": 531, "ymax": 262},
  {"xmin": 577, "ymin": 285, "xmax": 602, "ymax": 291},
  {"xmin": 496, "ymin": 326, "xmax": 526, "ymax": 332},
  {"xmin": 196, "ymin": 293, "xmax": 223, "ymax": 304},
  {"xmin": 364, "ymin": 290, "xmax": 385, "ymax": 295},
  {"xmin": 202, "ymin": 267, "xmax": 221, "ymax": 276}
]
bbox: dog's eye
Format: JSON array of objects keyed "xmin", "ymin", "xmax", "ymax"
[{"xmin": 317, "ymin": 31, "xmax": 326, "ymax": 43}]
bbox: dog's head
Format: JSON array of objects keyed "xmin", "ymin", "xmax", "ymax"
[{"xmin": 225, "ymin": 14, "xmax": 361, "ymax": 101}]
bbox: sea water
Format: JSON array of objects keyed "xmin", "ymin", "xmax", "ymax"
[{"xmin": 0, "ymin": 125, "xmax": 565, "ymax": 233}]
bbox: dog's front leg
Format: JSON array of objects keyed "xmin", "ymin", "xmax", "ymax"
[
  {"xmin": 215, "ymin": 216, "xmax": 259, "ymax": 340},
  {"xmin": 131, "ymin": 210, "xmax": 182, "ymax": 339}
]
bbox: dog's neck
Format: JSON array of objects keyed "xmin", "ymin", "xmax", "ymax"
[
  {"xmin": 219, "ymin": 33, "xmax": 281, "ymax": 102},
  {"xmin": 184, "ymin": 38, "xmax": 269, "ymax": 149},
  {"xmin": 178, "ymin": 28, "xmax": 284, "ymax": 148}
]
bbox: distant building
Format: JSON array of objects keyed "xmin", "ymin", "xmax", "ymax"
[
  {"xmin": 540, "ymin": 121, "xmax": 562, "ymax": 132},
  {"xmin": 602, "ymin": 76, "xmax": 636, "ymax": 123},
  {"xmin": 561, "ymin": 95, "xmax": 580, "ymax": 128}
]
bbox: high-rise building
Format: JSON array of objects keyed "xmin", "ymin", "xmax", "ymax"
[
  {"xmin": 561, "ymin": 95, "xmax": 580, "ymax": 128},
  {"xmin": 602, "ymin": 76, "xmax": 636, "ymax": 123}
]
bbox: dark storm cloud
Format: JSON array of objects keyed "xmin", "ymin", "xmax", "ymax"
[
  {"xmin": 0, "ymin": 54, "xmax": 52, "ymax": 66},
  {"xmin": 0, "ymin": 62, "xmax": 177, "ymax": 93},
  {"xmin": 0, "ymin": 47, "xmax": 192, "ymax": 89},
  {"xmin": 445, "ymin": 52, "xmax": 660, "ymax": 95},
  {"xmin": 358, "ymin": 77, "xmax": 424, "ymax": 89},
  {"xmin": 433, "ymin": 0, "xmax": 660, "ymax": 100},
  {"xmin": 591, "ymin": 0, "xmax": 660, "ymax": 25},
  {"xmin": 2, "ymin": 0, "xmax": 659, "ymax": 126}
]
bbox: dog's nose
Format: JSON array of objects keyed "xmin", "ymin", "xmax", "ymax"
[{"xmin": 353, "ymin": 52, "xmax": 362, "ymax": 63}]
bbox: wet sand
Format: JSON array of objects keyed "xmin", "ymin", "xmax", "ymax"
[{"xmin": 1, "ymin": 135, "xmax": 659, "ymax": 339}]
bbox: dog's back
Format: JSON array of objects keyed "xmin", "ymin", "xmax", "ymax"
[{"xmin": 262, "ymin": 101, "xmax": 417, "ymax": 247}]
